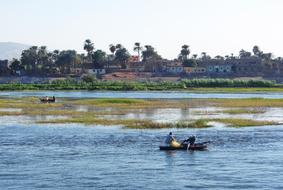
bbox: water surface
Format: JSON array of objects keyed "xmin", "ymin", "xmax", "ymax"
[
  {"xmin": 1, "ymin": 124, "xmax": 283, "ymax": 189},
  {"xmin": 1, "ymin": 91, "xmax": 283, "ymax": 189},
  {"xmin": 1, "ymin": 90, "xmax": 283, "ymax": 99}
]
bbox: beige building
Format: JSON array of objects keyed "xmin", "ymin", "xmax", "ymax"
[{"xmin": 184, "ymin": 67, "xmax": 206, "ymax": 74}]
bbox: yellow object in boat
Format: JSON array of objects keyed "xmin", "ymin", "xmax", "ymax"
[{"xmin": 170, "ymin": 140, "xmax": 181, "ymax": 148}]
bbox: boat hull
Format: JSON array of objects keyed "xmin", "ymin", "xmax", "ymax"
[
  {"xmin": 39, "ymin": 97, "xmax": 56, "ymax": 103},
  {"xmin": 159, "ymin": 143, "xmax": 207, "ymax": 151}
]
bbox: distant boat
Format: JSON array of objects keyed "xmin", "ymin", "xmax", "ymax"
[{"xmin": 39, "ymin": 96, "xmax": 56, "ymax": 103}]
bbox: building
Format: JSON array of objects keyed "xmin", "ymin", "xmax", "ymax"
[
  {"xmin": 70, "ymin": 67, "xmax": 83, "ymax": 75},
  {"xmin": 126, "ymin": 61, "xmax": 144, "ymax": 72},
  {"xmin": 87, "ymin": 68, "xmax": 106, "ymax": 75},
  {"xmin": 184, "ymin": 67, "xmax": 206, "ymax": 74},
  {"xmin": 129, "ymin": 55, "xmax": 139, "ymax": 62},
  {"xmin": 163, "ymin": 62, "xmax": 184, "ymax": 74},
  {"xmin": 230, "ymin": 57, "xmax": 263, "ymax": 76}
]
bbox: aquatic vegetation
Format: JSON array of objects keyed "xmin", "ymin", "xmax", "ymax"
[
  {"xmin": 37, "ymin": 116, "xmax": 213, "ymax": 129},
  {"xmin": 208, "ymin": 118, "xmax": 279, "ymax": 128},
  {"xmin": 0, "ymin": 79, "xmax": 280, "ymax": 91},
  {"xmin": 221, "ymin": 108, "xmax": 266, "ymax": 114},
  {"xmin": 68, "ymin": 98, "xmax": 192, "ymax": 109},
  {"xmin": 210, "ymin": 98, "xmax": 283, "ymax": 107},
  {"xmin": 182, "ymin": 79, "xmax": 275, "ymax": 88},
  {"xmin": 124, "ymin": 119, "xmax": 213, "ymax": 129},
  {"xmin": 0, "ymin": 96, "xmax": 281, "ymax": 129},
  {"xmin": 70, "ymin": 98, "xmax": 147, "ymax": 105}
]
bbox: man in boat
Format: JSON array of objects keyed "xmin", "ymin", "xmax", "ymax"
[
  {"xmin": 182, "ymin": 135, "xmax": 196, "ymax": 145},
  {"xmin": 164, "ymin": 132, "xmax": 181, "ymax": 148}
]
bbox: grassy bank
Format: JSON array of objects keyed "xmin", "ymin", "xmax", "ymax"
[
  {"xmin": 208, "ymin": 118, "xmax": 279, "ymax": 128},
  {"xmin": 0, "ymin": 78, "xmax": 281, "ymax": 91}
]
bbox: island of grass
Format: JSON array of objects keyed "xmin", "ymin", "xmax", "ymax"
[{"xmin": 0, "ymin": 97, "xmax": 281, "ymax": 128}]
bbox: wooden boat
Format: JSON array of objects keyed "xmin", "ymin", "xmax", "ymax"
[
  {"xmin": 159, "ymin": 142, "xmax": 208, "ymax": 151},
  {"xmin": 39, "ymin": 96, "xmax": 56, "ymax": 103}
]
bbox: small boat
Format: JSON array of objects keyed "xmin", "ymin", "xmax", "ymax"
[
  {"xmin": 159, "ymin": 142, "xmax": 209, "ymax": 151},
  {"xmin": 39, "ymin": 96, "xmax": 56, "ymax": 103}
]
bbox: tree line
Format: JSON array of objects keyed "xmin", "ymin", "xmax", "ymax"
[
  {"xmin": 0, "ymin": 39, "xmax": 281, "ymax": 76},
  {"xmin": 2, "ymin": 39, "xmax": 163, "ymax": 76}
]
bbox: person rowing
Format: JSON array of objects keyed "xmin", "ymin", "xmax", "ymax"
[
  {"xmin": 164, "ymin": 132, "xmax": 181, "ymax": 148},
  {"xmin": 181, "ymin": 135, "xmax": 196, "ymax": 146}
]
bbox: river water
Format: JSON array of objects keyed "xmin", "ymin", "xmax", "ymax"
[
  {"xmin": 1, "ymin": 91, "xmax": 283, "ymax": 189},
  {"xmin": 1, "ymin": 90, "xmax": 283, "ymax": 99}
]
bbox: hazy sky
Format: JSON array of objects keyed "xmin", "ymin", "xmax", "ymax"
[{"xmin": 1, "ymin": 0, "xmax": 283, "ymax": 59}]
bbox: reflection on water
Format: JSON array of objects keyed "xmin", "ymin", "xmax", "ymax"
[
  {"xmin": 101, "ymin": 107, "xmax": 283, "ymax": 123},
  {"xmin": 0, "ymin": 108, "xmax": 22, "ymax": 112}
]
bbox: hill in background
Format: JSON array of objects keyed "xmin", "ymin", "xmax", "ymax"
[{"xmin": 0, "ymin": 42, "xmax": 30, "ymax": 60}]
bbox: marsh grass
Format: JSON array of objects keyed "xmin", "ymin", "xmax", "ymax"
[
  {"xmin": 221, "ymin": 109, "xmax": 266, "ymax": 114},
  {"xmin": 187, "ymin": 87, "xmax": 283, "ymax": 93},
  {"xmin": 0, "ymin": 97, "xmax": 281, "ymax": 129},
  {"xmin": 37, "ymin": 115, "xmax": 213, "ymax": 129},
  {"xmin": 68, "ymin": 98, "xmax": 193, "ymax": 109},
  {"xmin": 208, "ymin": 118, "xmax": 279, "ymax": 127},
  {"xmin": 209, "ymin": 98, "xmax": 283, "ymax": 107}
]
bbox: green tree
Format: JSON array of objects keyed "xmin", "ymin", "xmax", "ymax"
[
  {"xmin": 55, "ymin": 50, "xmax": 78, "ymax": 74},
  {"xmin": 37, "ymin": 46, "xmax": 51, "ymax": 74},
  {"xmin": 262, "ymin": 53, "xmax": 272, "ymax": 61},
  {"xmin": 20, "ymin": 46, "xmax": 38, "ymax": 74},
  {"xmin": 215, "ymin": 55, "xmax": 224, "ymax": 60},
  {"xmin": 92, "ymin": 50, "xmax": 107, "ymax": 69},
  {"xmin": 201, "ymin": 52, "xmax": 211, "ymax": 60},
  {"xmin": 141, "ymin": 45, "xmax": 161, "ymax": 62},
  {"xmin": 114, "ymin": 44, "xmax": 130, "ymax": 68},
  {"xmin": 9, "ymin": 58, "xmax": 23, "ymax": 75},
  {"xmin": 239, "ymin": 49, "xmax": 252, "ymax": 58},
  {"xmin": 253, "ymin": 45, "xmax": 263, "ymax": 57},
  {"xmin": 109, "ymin": 44, "xmax": 116, "ymax": 54}
]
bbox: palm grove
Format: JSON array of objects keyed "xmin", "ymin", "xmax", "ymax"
[{"xmin": 1, "ymin": 39, "xmax": 281, "ymax": 76}]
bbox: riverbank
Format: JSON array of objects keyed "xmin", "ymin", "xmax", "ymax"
[{"xmin": 0, "ymin": 79, "xmax": 282, "ymax": 92}]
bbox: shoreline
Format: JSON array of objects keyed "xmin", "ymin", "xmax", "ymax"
[
  {"xmin": 0, "ymin": 78, "xmax": 278, "ymax": 91},
  {"xmin": 0, "ymin": 87, "xmax": 283, "ymax": 93}
]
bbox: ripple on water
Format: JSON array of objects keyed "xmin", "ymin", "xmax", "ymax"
[{"xmin": 0, "ymin": 122, "xmax": 283, "ymax": 189}]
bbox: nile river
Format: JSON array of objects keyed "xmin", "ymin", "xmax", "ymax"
[{"xmin": 1, "ymin": 91, "xmax": 283, "ymax": 189}]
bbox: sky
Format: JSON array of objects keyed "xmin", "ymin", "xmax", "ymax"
[{"xmin": 1, "ymin": 0, "xmax": 283, "ymax": 59}]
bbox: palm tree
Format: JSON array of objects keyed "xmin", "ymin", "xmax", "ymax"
[
  {"xmin": 201, "ymin": 52, "xmax": 207, "ymax": 59},
  {"xmin": 180, "ymin": 45, "xmax": 190, "ymax": 61},
  {"xmin": 116, "ymin": 44, "xmax": 122, "ymax": 49},
  {"xmin": 253, "ymin": 45, "xmax": 262, "ymax": 57},
  {"xmin": 84, "ymin": 39, "xmax": 94, "ymax": 62},
  {"xmin": 239, "ymin": 49, "xmax": 251, "ymax": 58},
  {"xmin": 215, "ymin": 55, "xmax": 224, "ymax": 60},
  {"xmin": 109, "ymin": 44, "xmax": 116, "ymax": 55},
  {"xmin": 134, "ymin": 42, "xmax": 143, "ymax": 61}
]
